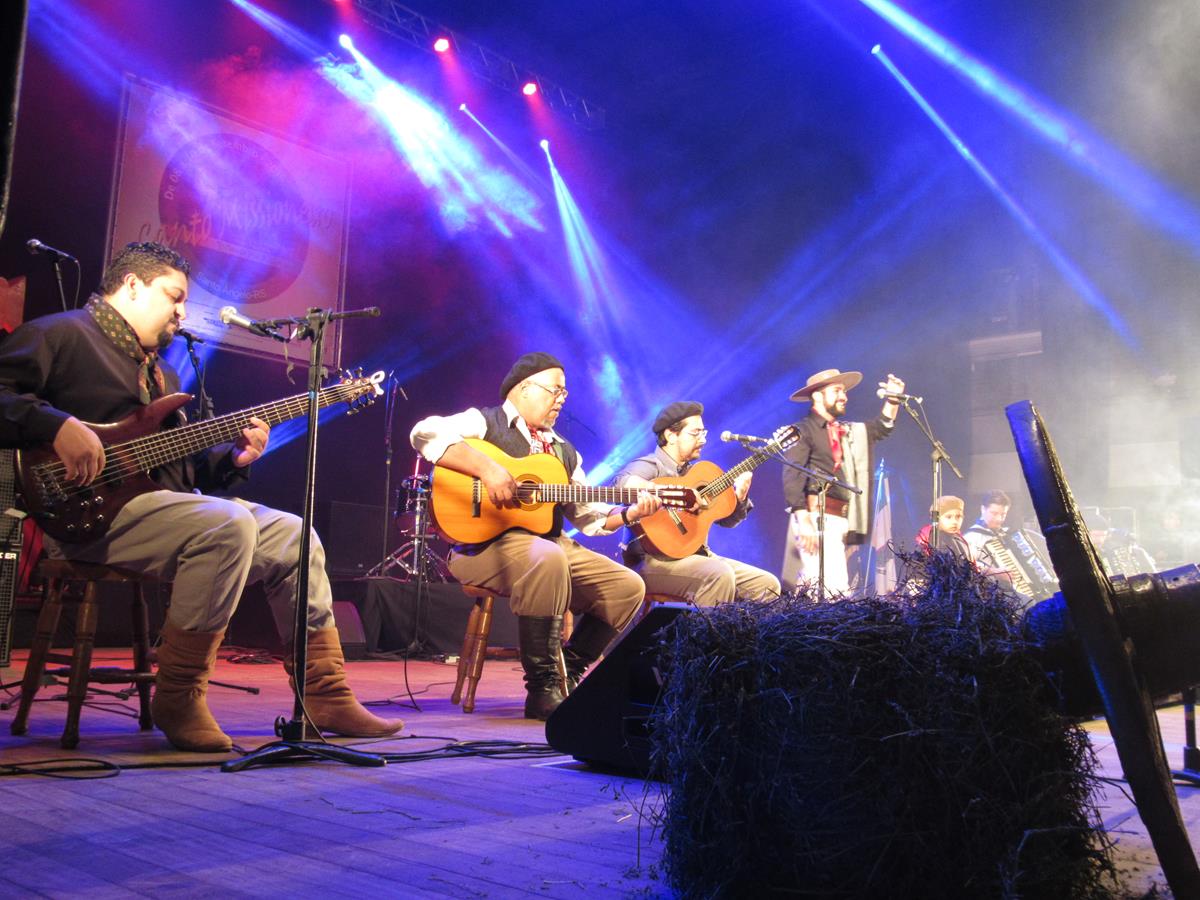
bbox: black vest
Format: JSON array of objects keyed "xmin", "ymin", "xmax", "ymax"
[{"xmin": 480, "ymin": 405, "xmax": 581, "ymax": 539}]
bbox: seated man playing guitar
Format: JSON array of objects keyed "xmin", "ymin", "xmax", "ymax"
[
  {"xmin": 410, "ymin": 351, "xmax": 662, "ymax": 720},
  {"xmin": 0, "ymin": 242, "xmax": 401, "ymax": 752},
  {"xmin": 614, "ymin": 401, "xmax": 781, "ymax": 605}
]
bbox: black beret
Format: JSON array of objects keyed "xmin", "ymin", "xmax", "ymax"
[
  {"xmin": 652, "ymin": 400, "xmax": 704, "ymax": 435},
  {"xmin": 500, "ymin": 352, "xmax": 565, "ymax": 400}
]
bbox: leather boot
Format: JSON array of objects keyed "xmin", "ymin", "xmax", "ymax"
[
  {"xmin": 286, "ymin": 628, "xmax": 404, "ymax": 737},
  {"xmin": 518, "ymin": 615, "xmax": 566, "ymax": 720},
  {"xmin": 562, "ymin": 614, "xmax": 619, "ymax": 692},
  {"xmin": 152, "ymin": 623, "xmax": 233, "ymax": 752}
]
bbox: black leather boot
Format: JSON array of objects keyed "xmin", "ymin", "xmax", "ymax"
[
  {"xmin": 562, "ymin": 614, "xmax": 619, "ymax": 692},
  {"xmin": 517, "ymin": 615, "xmax": 566, "ymax": 720}
]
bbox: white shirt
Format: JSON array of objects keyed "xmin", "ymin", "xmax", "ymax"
[{"xmin": 410, "ymin": 399, "xmax": 619, "ymax": 536}]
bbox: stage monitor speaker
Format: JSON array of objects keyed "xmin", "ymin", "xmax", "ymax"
[{"xmin": 545, "ymin": 602, "xmax": 689, "ymax": 776}]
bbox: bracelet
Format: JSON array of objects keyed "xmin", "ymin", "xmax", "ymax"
[{"xmin": 621, "ymin": 506, "xmax": 633, "ymax": 527}]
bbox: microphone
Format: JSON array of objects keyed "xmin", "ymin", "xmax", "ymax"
[
  {"xmin": 877, "ymin": 388, "xmax": 923, "ymax": 404},
  {"xmin": 219, "ymin": 305, "xmax": 275, "ymax": 339},
  {"xmin": 26, "ymin": 238, "xmax": 77, "ymax": 262},
  {"xmin": 176, "ymin": 327, "xmax": 204, "ymax": 345},
  {"xmin": 720, "ymin": 430, "xmax": 769, "ymax": 444}
]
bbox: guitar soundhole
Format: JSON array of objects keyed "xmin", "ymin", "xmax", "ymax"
[{"xmin": 517, "ymin": 478, "xmax": 541, "ymax": 510}]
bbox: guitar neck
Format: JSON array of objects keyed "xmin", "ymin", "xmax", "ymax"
[
  {"xmin": 117, "ymin": 383, "xmax": 364, "ymax": 470},
  {"xmin": 699, "ymin": 451, "xmax": 770, "ymax": 500},
  {"xmin": 527, "ymin": 484, "xmax": 662, "ymax": 506}
]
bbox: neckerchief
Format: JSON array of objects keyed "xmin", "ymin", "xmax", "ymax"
[{"xmin": 86, "ymin": 295, "xmax": 165, "ymax": 404}]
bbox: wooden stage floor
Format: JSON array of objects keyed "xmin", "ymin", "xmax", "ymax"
[{"xmin": 0, "ymin": 647, "xmax": 1195, "ymax": 898}]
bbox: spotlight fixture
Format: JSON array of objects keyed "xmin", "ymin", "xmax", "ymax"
[
  {"xmin": 338, "ymin": 33, "xmax": 353, "ymax": 50},
  {"xmin": 459, "ymin": 103, "xmax": 468, "ymax": 112},
  {"xmin": 433, "ymin": 37, "xmax": 450, "ymax": 53},
  {"xmin": 521, "ymin": 81, "xmax": 538, "ymax": 97},
  {"xmin": 539, "ymin": 139, "xmax": 549, "ymax": 151}
]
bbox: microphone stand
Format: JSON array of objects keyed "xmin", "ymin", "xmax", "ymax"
[
  {"xmin": 378, "ymin": 376, "xmax": 399, "ymax": 571},
  {"xmin": 898, "ymin": 399, "xmax": 963, "ymax": 552},
  {"xmin": 773, "ymin": 450, "xmax": 859, "ymax": 599},
  {"xmin": 223, "ymin": 306, "xmax": 386, "ymax": 772},
  {"xmin": 51, "ymin": 255, "xmax": 69, "ymax": 312}
]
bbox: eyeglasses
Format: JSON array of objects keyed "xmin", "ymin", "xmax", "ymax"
[
  {"xmin": 525, "ymin": 381, "xmax": 568, "ymax": 400},
  {"xmin": 681, "ymin": 429, "xmax": 708, "ymax": 439}
]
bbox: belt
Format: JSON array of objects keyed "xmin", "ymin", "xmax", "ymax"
[{"xmin": 819, "ymin": 496, "xmax": 849, "ymax": 518}]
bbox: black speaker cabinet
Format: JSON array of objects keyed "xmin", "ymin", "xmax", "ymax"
[
  {"xmin": 545, "ymin": 603, "xmax": 689, "ymax": 776},
  {"xmin": 317, "ymin": 501, "xmax": 387, "ymax": 578}
]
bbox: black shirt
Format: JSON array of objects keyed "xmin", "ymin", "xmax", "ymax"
[
  {"xmin": 0, "ymin": 309, "xmax": 242, "ymax": 494},
  {"xmin": 782, "ymin": 410, "xmax": 893, "ymax": 509}
]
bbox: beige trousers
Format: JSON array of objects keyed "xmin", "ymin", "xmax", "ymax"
[
  {"xmin": 44, "ymin": 490, "xmax": 335, "ymax": 635},
  {"xmin": 447, "ymin": 531, "xmax": 644, "ymax": 629},
  {"xmin": 634, "ymin": 550, "xmax": 780, "ymax": 606}
]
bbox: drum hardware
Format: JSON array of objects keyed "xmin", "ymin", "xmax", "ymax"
[{"xmin": 366, "ymin": 472, "xmax": 450, "ymax": 582}]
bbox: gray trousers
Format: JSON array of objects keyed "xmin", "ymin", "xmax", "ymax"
[
  {"xmin": 44, "ymin": 490, "xmax": 334, "ymax": 635},
  {"xmin": 447, "ymin": 531, "xmax": 644, "ymax": 629},
  {"xmin": 634, "ymin": 549, "xmax": 781, "ymax": 606}
]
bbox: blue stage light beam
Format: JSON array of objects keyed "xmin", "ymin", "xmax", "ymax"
[
  {"xmin": 227, "ymin": 0, "xmax": 328, "ymax": 59},
  {"xmin": 458, "ymin": 105, "xmax": 547, "ymax": 188},
  {"xmin": 858, "ymin": 0, "xmax": 1200, "ymax": 258},
  {"xmin": 29, "ymin": 0, "xmax": 148, "ymax": 103},
  {"xmin": 871, "ymin": 46, "xmax": 1138, "ymax": 350},
  {"xmin": 317, "ymin": 45, "xmax": 543, "ymax": 237}
]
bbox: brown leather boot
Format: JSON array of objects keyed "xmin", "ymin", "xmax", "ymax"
[
  {"xmin": 151, "ymin": 623, "xmax": 233, "ymax": 752},
  {"xmin": 287, "ymin": 628, "xmax": 404, "ymax": 737}
]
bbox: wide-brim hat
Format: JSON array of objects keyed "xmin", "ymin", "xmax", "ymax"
[{"xmin": 789, "ymin": 368, "xmax": 863, "ymax": 402}]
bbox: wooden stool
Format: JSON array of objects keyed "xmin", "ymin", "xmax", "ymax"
[
  {"xmin": 451, "ymin": 585, "xmax": 570, "ymax": 714},
  {"xmin": 451, "ymin": 585, "xmax": 496, "ymax": 714},
  {"xmin": 10, "ymin": 559, "xmax": 158, "ymax": 749}
]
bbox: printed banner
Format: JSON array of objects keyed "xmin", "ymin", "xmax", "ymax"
[{"xmin": 108, "ymin": 77, "xmax": 350, "ymax": 366}]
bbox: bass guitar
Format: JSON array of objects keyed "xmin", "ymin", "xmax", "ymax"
[
  {"xmin": 17, "ymin": 370, "xmax": 384, "ymax": 542},
  {"xmin": 634, "ymin": 425, "xmax": 800, "ymax": 559},
  {"xmin": 429, "ymin": 438, "xmax": 697, "ymax": 544}
]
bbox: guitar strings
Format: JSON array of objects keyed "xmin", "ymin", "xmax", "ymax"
[{"xmin": 34, "ymin": 382, "xmax": 371, "ymax": 501}]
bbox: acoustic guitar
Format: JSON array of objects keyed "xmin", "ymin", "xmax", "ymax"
[
  {"xmin": 17, "ymin": 371, "xmax": 384, "ymax": 542},
  {"xmin": 429, "ymin": 438, "xmax": 696, "ymax": 544},
  {"xmin": 634, "ymin": 425, "xmax": 800, "ymax": 559}
]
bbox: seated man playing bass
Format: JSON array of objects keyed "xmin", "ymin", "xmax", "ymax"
[
  {"xmin": 409, "ymin": 351, "xmax": 661, "ymax": 720},
  {"xmin": 614, "ymin": 401, "xmax": 780, "ymax": 605},
  {"xmin": 0, "ymin": 242, "xmax": 400, "ymax": 752}
]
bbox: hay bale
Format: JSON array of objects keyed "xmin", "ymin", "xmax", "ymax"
[{"xmin": 649, "ymin": 551, "xmax": 1116, "ymax": 899}]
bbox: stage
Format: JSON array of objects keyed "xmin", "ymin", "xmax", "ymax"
[{"xmin": 0, "ymin": 645, "xmax": 1192, "ymax": 897}]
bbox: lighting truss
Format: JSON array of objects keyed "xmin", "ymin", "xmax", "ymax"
[{"xmin": 329, "ymin": 0, "xmax": 606, "ymax": 130}]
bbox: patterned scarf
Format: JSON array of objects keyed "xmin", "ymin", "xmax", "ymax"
[{"xmin": 86, "ymin": 295, "xmax": 166, "ymax": 404}]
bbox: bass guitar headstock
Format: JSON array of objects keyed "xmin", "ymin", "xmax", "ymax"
[{"xmin": 338, "ymin": 368, "xmax": 386, "ymax": 414}]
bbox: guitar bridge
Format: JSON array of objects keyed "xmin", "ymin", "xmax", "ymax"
[
  {"xmin": 667, "ymin": 508, "xmax": 687, "ymax": 535},
  {"xmin": 471, "ymin": 478, "xmax": 481, "ymax": 518}
]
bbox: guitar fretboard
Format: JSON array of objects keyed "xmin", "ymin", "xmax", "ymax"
[
  {"xmin": 522, "ymin": 485, "xmax": 667, "ymax": 505},
  {"xmin": 50, "ymin": 381, "xmax": 374, "ymax": 480}
]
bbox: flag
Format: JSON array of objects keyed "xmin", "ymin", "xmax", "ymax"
[{"xmin": 869, "ymin": 459, "xmax": 897, "ymax": 594}]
